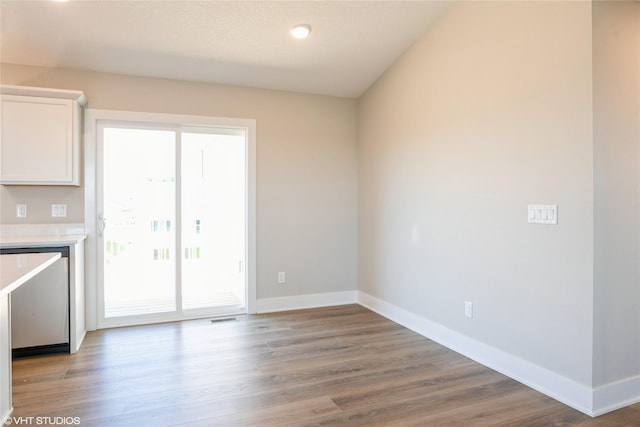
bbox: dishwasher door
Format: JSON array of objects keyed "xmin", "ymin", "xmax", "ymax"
[{"xmin": 1, "ymin": 246, "xmax": 70, "ymax": 356}]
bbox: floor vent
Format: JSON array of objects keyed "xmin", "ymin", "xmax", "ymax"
[{"xmin": 210, "ymin": 317, "xmax": 237, "ymax": 323}]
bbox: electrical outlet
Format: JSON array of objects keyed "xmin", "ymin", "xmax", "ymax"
[
  {"xmin": 465, "ymin": 301, "xmax": 473, "ymax": 319},
  {"xmin": 51, "ymin": 204, "xmax": 67, "ymax": 217},
  {"xmin": 16, "ymin": 204, "xmax": 27, "ymax": 218},
  {"xmin": 278, "ymin": 272, "xmax": 286, "ymax": 284}
]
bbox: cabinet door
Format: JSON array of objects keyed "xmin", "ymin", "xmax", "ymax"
[{"xmin": 1, "ymin": 95, "xmax": 79, "ymax": 185}]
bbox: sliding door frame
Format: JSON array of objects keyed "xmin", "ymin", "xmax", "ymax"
[{"xmin": 84, "ymin": 109, "xmax": 256, "ymax": 330}]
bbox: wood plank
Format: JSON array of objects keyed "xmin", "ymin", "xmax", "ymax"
[
  {"xmin": 200, "ymin": 396, "xmax": 342, "ymax": 427},
  {"xmin": 10, "ymin": 305, "xmax": 638, "ymax": 426}
]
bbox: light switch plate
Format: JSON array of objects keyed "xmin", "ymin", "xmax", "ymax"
[{"xmin": 528, "ymin": 205, "xmax": 557, "ymax": 225}]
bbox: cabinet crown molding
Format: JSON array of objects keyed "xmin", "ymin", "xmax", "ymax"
[{"xmin": 1, "ymin": 84, "xmax": 86, "ymax": 106}]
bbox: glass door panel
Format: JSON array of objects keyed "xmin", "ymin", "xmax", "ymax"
[
  {"xmin": 102, "ymin": 128, "xmax": 177, "ymax": 317},
  {"xmin": 181, "ymin": 132, "xmax": 246, "ymax": 311}
]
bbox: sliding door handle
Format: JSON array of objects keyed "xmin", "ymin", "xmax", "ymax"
[{"xmin": 98, "ymin": 215, "xmax": 107, "ymax": 237}]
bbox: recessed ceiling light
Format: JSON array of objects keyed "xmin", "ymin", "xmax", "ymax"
[
  {"xmin": 290, "ymin": 24, "xmax": 312, "ymax": 40},
  {"xmin": 54, "ymin": 0, "xmax": 70, "ymax": 2}
]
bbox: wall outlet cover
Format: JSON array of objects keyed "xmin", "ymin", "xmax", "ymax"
[
  {"xmin": 16, "ymin": 204, "xmax": 27, "ymax": 218},
  {"xmin": 51, "ymin": 204, "xmax": 67, "ymax": 217},
  {"xmin": 465, "ymin": 301, "xmax": 473, "ymax": 318}
]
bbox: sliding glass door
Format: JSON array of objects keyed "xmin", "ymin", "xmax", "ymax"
[
  {"xmin": 98, "ymin": 123, "xmax": 247, "ymax": 326},
  {"xmin": 181, "ymin": 131, "xmax": 246, "ymax": 311},
  {"xmin": 102, "ymin": 128, "xmax": 177, "ymax": 318}
]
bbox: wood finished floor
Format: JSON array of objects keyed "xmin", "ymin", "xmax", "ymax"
[{"xmin": 10, "ymin": 305, "xmax": 640, "ymax": 426}]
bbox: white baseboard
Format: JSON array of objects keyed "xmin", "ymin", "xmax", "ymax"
[
  {"xmin": 253, "ymin": 289, "xmax": 639, "ymax": 417},
  {"xmin": 593, "ymin": 375, "xmax": 640, "ymax": 416},
  {"xmin": 357, "ymin": 291, "xmax": 597, "ymax": 417},
  {"xmin": 256, "ymin": 291, "xmax": 357, "ymax": 314},
  {"xmin": 2, "ymin": 407, "xmax": 13, "ymax": 426}
]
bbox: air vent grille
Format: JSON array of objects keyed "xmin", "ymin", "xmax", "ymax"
[{"xmin": 210, "ymin": 317, "xmax": 237, "ymax": 324}]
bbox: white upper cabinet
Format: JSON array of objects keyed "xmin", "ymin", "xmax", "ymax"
[{"xmin": 1, "ymin": 85, "xmax": 87, "ymax": 186}]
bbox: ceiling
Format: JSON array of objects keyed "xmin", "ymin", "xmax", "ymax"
[{"xmin": 0, "ymin": 0, "xmax": 448, "ymax": 98}]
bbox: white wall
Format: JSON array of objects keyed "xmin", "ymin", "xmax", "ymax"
[
  {"xmin": 0, "ymin": 64, "xmax": 359, "ymax": 302},
  {"xmin": 358, "ymin": 0, "xmax": 594, "ymax": 389},
  {"xmin": 593, "ymin": 0, "xmax": 640, "ymax": 388}
]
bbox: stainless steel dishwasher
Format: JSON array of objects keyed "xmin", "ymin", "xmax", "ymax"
[{"xmin": 0, "ymin": 246, "xmax": 70, "ymax": 357}]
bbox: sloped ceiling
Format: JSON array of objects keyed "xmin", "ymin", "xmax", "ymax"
[{"xmin": 0, "ymin": 0, "xmax": 448, "ymax": 98}]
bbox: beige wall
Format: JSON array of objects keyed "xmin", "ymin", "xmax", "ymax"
[
  {"xmin": 358, "ymin": 1, "xmax": 594, "ymax": 385},
  {"xmin": 0, "ymin": 64, "xmax": 359, "ymax": 300},
  {"xmin": 3, "ymin": 0, "xmax": 639, "ymax": 411},
  {"xmin": 593, "ymin": 0, "xmax": 640, "ymax": 387}
]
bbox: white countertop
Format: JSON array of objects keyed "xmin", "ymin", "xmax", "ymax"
[
  {"xmin": 0, "ymin": 252, "xmax": 61, "ymax": 298},
  {"xmin": 0, "ymin": 223, "xmax": 86, "ymax": 248},
  {"xmin": 0, "ymin": 234, "xmax": 86, "ymax": 248}
]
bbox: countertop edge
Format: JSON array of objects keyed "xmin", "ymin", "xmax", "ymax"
[
  {"xmin": 0, "ymin": 252, "xmax": 62, "ymax": 298},
  {"xmin": 0, "ymin": 234, "xmax": 87, "ymax": 248}
]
